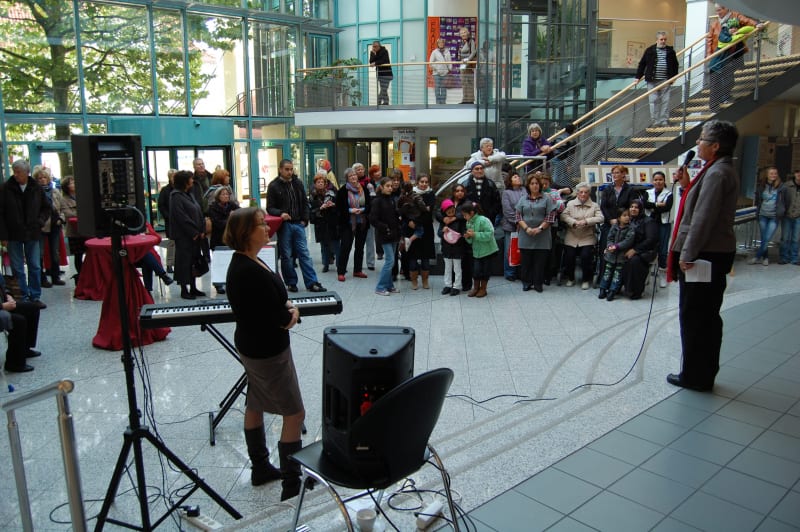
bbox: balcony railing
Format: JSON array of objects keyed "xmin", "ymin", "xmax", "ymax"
[{"xmin": 295, "ymin": 61, "xmax": 493, "ymax": 110}]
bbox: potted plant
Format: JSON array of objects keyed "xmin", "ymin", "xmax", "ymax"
[{"xmin": 302, "ymin": 58, "xmax": 363, "ymax": 107}]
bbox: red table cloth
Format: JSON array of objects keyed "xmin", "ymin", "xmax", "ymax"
[
  {"xmin": 264, "ymin": 214, "xmax": 282, "ymax": 238},
  {"xmin": 76, "ymin": 234, "xmax": 170, "ymax": 350}
]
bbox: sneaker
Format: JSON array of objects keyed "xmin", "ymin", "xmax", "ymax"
[
  {"xmin": 388, "ymin": 287, "xmax": 399, "ymax": 293},
  {"xmin": 762, "ymin": 257, "xmax": 769, "ymax": 266},
  {"xmin": 581, "ymin": 282, "xmax": 590, "ymax": 290},
  {"xmin": 565, "ymin": 280, "xmax": 575, "ymax": 287},
  {"xmin": 659, "ymin": 275, "xmax": 667, "ymax": 289},
  {"xmin": 375, "ymin": 289, "xmax": 391, "ymax": 296},
  {"xmin": 308, "ymin": 283, "xmax": 326, "ymax": 292},
  {"xmin": 747, "ymin": 256, "xmax": 758, "ymax": 265}
]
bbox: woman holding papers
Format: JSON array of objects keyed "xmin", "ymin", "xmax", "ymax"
[{"xmin": 667, "ymin": 120, "xmax": 739, "ymax": 392}]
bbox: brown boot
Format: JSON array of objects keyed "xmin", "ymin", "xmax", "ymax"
[
  {"xmin": 410, "ymin": 271, "xmax": 419, "ymax": 290},
  {"xmin": 421, "ymin": 271, "xmax": 430, "ymax": 289},
  {"xmin": 467, "ymin": 279, "xmax": 480, "ymax": 297},
  {"xmin": 476, "ymin": 279, "xmax": 488, "ymax": 298}
]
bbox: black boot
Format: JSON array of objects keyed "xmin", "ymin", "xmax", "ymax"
[
  {"xmin": 181, "ymin": 285, "xmax": 195, "ymax": 300},
  {"xmin": 598, "ymin": 289, "xmax": 607, "ymax": 299},
  {"xmin": 278, "ymin": 440, "xmax": 303, "ymax": 501},
  {"xmin": 190, "ymin": 281, "xmax": 206, "ymax": 297},
  {"xmin": 51, "ymin": 273, "xmax": 66, "ymax": 286},
  {"xmin": 244, "ymin": 426, "xmax": 281, "ymax": 486}
]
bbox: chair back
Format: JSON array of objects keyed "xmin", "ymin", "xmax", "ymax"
[{"xmin": 346, "ymin": 368, "xmax": 453, "ymax": 486}]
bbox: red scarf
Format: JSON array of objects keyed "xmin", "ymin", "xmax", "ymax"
[{"xmin": 666, "ymin": 158, "xmax": 715, "ymax": 282}]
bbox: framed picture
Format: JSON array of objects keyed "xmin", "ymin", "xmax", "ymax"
[
  {"xmin": 604, "ymin": 169, "xmax": 614, "ymax": 183},
  {"xmin": 582, "ymin": 166, "xmax": 599, "ymax": 185},
  {"xmin": 634, "ymin": 167, "xmax": 651, "ymax": 183},
  {"xmin": 667, "ymin": 167, "xmax": 679, "ymax": 184}
]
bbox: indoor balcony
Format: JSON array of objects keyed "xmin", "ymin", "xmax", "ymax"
[{"xmin": 293, "ymin": 61, "xmax": 492, "ymax": 129}]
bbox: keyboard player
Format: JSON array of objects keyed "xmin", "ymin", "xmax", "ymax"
[{"xmin": 223, "ymin": 207, "xmax": 307, "ymax": 501}]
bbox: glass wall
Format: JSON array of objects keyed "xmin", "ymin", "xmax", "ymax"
[{"xmin": 0, "ymin": 0, "xmax": 335, "ymax": 196}]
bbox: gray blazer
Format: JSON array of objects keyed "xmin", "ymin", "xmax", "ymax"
[{"xmin": 673, "ymin": 156, "xmax": 739, "ymax": 262}]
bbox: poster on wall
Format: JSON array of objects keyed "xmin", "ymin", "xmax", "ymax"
[
  {"xmin": 426, "ymin": 17, "xmax": 478, "ymax": 88},
  {"xmin": 393, "ymin": 128, "xmax": 416, "ymax": 182}
]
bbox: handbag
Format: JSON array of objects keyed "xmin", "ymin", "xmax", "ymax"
[
  {"xmin": 443, "ymin": 229, "xmax": 461, "ymax": 244},
  {"xmin": 508, "ymin": 231, "xmax": 521, "ymax": 267},
  {"xmin": 191, "ymin": 249, "xmax": 210, "ymax": 277}
]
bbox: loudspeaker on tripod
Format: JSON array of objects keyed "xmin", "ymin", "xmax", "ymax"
[{"xmin": 321, "ymin": 326, "xmax": 415, "ymax": 466}]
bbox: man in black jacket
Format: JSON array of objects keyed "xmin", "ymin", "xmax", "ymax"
[
  {"xmin": 0, "ymin": 160, "xmax": 51, "ymax": 309},
  {"xmin": 635, "ymin": 31, "xmax": 679, "ymax": 127},
  {"xmin": 369, "ymin": 41, "xmax": 393, "ymax": 105},
  {"xmin": 266, "ymin": 159, "xmax": 325, "ymax": 293},
  {"xmin": 1, "ymin": 275, "xmax": 42, "ymax": 373}
]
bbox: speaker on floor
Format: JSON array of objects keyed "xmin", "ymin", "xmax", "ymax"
[{"xmin": 321, "ymin": 326, "xmax": 415, "ymax": 466}]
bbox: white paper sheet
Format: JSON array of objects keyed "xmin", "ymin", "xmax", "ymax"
[{"xmin": 684, "ymin": 259, "xmax": 711, "ymax": 283}]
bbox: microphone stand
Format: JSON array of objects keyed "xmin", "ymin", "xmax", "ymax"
[{"xmin": 94, "ymin": 215, "xmax": 241, "ymax": 530}]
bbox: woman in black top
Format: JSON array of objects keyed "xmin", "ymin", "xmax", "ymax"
[
  {"xmin": 169, "ymin": 170, "xmax": 206, "ymax": 299},
  {"xmin": 224, "ymin": 207, "xmax": 305, "ymax": 500},
  {"xmin": 622, "ymin": 199, "xmax": 660, "ymax": 299}
]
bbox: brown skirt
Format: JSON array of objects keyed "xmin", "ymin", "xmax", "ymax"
[{"xmin": 239, "ymin": 346, "xmax": 304, "ymax": 416}]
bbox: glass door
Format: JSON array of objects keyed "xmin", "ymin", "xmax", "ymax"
[
  {"xmin": 146, "ymin": 149, "xmax": 172, "ymax": 229},
  {"xmin": 256, "ymin": 145, "xmax": 284, "ymax": 209},
  {"xmin": 305, "ymin": 141, "xmax": 335, "ymax": 187}
]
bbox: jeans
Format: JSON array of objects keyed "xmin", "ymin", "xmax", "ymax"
[
  {"xmin": 376, "ymin": 242, "xmax": 396, "ymax": 292},
  {"xmin": 780, "ymin": 217, "xmax": 800, "ymax": 263},
  {"xmin": 756, "ymin": 215, "xmax": 779, "ymax": 260},
  {"xmin": 433, "ymin": 75, "xmax": 447, "ymax": 104},
  {"xmin": 277, "ymin": 222, "xmax": 319, "ymax": 288},
  {"xmin": 365, "ymin": 225, "xmax": 375, "ymax": 267},
  {"xmin": 8, "ymin": 239, "xmax": 42, "ymax": 301},
  {"xmin": 647, "ymin": 81, "xmax": 671, "ymax": 124},
  {"xmin": 657, "ymin": 223, "xmax": 671, "ymax": 269},
  {"xmin": 503, "ymin": 231, "xmax": 518, "ymax": 279}
]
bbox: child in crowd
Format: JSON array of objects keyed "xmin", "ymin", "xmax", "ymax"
[
  {"xmin": 397, "ymin": 181, "xmax": 427, "ymax": 250},
  {"xmin": 438, "ymin": 199, "xmax": 466, "ymax": 296},
  {"xmin": 598, "ymin": 209, "xmax": 635, "ymax": 301},
  {"xmin": 462, "ymin": 201, "xmax": 498, "ymax": 298}
]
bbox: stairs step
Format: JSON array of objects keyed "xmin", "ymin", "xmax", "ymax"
[
  {"xmin": 616, "ymin": 147, "xmax": 650, "ymax": 154},
  {"xmin": 744, "ymin": 53, "xmax": 800, "ymax": 69},
  {"xmin": 737, "ymin": 61, "xmax": 800, "ymax": 77},
  {"xmin": 669, "ymin": 114, "xmax": 711, "ymax": 123}
]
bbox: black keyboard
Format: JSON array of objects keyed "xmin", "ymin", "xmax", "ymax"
[{"xmin": 140, "ymin": 292, "xmax": 343, "ymax": 328}]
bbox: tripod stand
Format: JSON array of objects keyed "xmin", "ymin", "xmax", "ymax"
[{"xmin": 94, "ymin": 219, "xmax": 241, "ymax": 530}]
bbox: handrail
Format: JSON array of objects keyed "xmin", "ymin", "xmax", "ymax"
[
  {"xmin": 297, "ymin": 60, "xmax": 488, "ymax": 75},
  {"xmin": 519, "ymin": 31, "xmax": 713, "ymax": 166},
  {"xmin": 2, "ymin": 379, "xmax": 87, "ymax": 532},
  {"xmin": 514, "ymin": 23, "xmax": 770, "ymax": 169}
]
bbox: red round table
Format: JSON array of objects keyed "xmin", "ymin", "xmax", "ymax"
[
  {"xmin": 76, "ymin": 234, "xmax": 170, "ymax": 350},
  {"xmin": 264, "ymin": 214, "xmax": 282, "ymax": 238}
]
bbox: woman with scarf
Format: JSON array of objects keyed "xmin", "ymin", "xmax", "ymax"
[
  {"xmin": 407, "ymin": 174, "xmax": 436, "ymax": 288},
  {"xmin": 335, "ymin": 167, "xmax": 370, "ymax": 282},
  {"xmin": 621, "ymin": 198, "xmax": 659, "ymax": 299},
  {"xmin": 33, "ymin": 166, "xmax": 66, "ymax": 287}
]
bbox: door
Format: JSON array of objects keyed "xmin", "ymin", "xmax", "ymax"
[
  {"xmin": 256, "ymin": 145, "xmax": 284, "ymax": 209},
  {"xmin": 145, "ymin": 146, "xmax": 231, "ymax": 227},
  {"xmin": 305, "ymin": 141, "xmax": 335, "ymax": 187}
]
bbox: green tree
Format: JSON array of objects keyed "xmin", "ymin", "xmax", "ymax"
[{"xmin": 0, "ymin": 1, "xmax": 239, "ymax": 147}]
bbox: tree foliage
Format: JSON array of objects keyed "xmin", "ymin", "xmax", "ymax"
[{"xmin": 0, "ymin": 1, "xmax": 240, "ymax": 139}]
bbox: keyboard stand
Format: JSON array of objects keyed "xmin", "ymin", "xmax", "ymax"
[{"xmin": 200, "ymin": 323, "xmax": 247, "ymax": 446}]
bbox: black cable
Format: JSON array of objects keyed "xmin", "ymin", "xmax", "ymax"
[{"xmin": 569, "ymin": 263, "xmax": 658, "ymax": 392}]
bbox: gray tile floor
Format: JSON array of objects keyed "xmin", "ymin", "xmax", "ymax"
[{"xmin": 0, "ymin": 242, "xmax": 798, "ymax": 531}]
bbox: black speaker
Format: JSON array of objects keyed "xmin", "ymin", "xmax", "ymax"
[
  {"xmin": 322, "ymin": 326, "xmax": 415, "ymax": 465},
  {"xmin": 71, "ymin": 134, "xmax": 145, "ymax": 237}
]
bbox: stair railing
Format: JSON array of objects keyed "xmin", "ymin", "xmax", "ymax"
[{"xmin": 2, "ymin": 380, "xmax": 86, "ymax": 532}]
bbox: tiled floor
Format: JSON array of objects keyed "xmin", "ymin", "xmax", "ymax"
[
  {"xmin": 464, "ymin": 291, "xmax": 800, "ymax": 532},
  {"xmin": 0, "ymin": 242, "xmax": 798, "ymax": 531}
]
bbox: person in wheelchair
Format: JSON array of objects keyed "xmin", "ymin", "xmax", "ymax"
[{"xmin": 622, "ymin": 199, "xmax": 660, "ymax": 299}]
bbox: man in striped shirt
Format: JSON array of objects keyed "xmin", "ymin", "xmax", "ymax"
[{"xmin": 635, "ymin": 31, "xmax": 679, "ymax": 127}]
